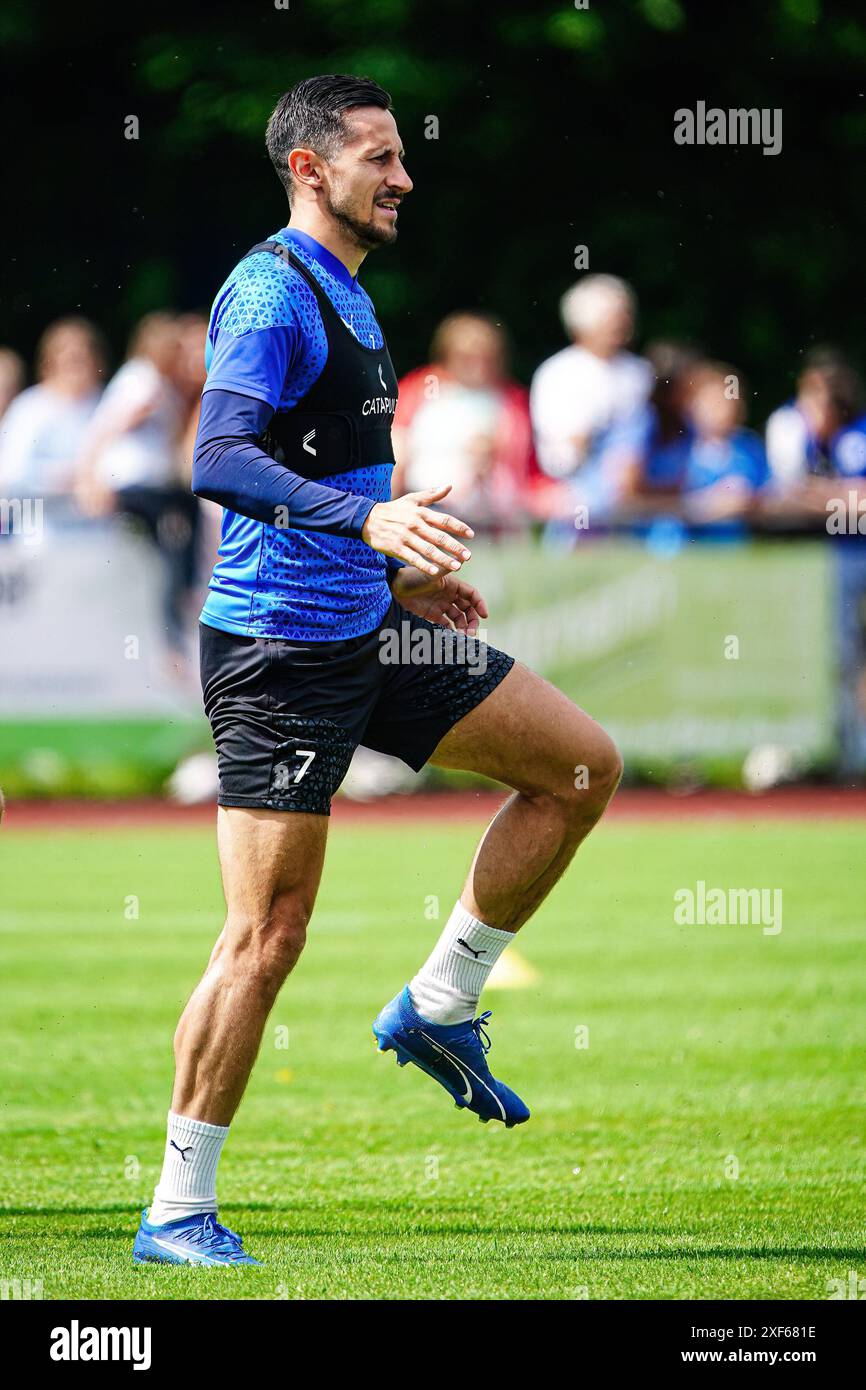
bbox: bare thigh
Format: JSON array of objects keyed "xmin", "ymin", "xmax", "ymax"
[
  {"xmin": 430, "ymin": 661, "xmax": 621, "ymax": 796},
  {"xmin": 216, "ymin": 807, "xmax": 329, "ymax": 932}
]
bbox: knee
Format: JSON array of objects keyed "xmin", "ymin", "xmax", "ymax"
[
  {"xmin": 262, "ymin": 892, "xmax": 310, "ymax": 978},
  {"xmin": 536, "ymin": 727, "xmax": 623, "ymax": 824},
  {"xmin": 223, "ymin": 893, "xmax": 310, "ymax": 999},
  {"xmin": 581, "ymin": 731, "xmax": 624, "ymax": 806}
]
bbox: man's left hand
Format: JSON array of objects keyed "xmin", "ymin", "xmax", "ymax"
[{"xmin": 390, "ymin": 566, "xmax": 489, "ymax": 634}]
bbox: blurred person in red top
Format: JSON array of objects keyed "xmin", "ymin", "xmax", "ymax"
[{"xmin": 391, "ymin": 312, "xmax": 537, "ymax": 534}]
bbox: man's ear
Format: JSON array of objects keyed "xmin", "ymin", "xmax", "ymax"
[{"xmin": 288, "ymin": 147, "xmax": 323, "ymax": 193}]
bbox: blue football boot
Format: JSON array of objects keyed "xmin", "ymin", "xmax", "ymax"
[
  {"xmin": 373, "ymin": 986, "xmax": 530, "ymax": 1127},
  {"xmin": 133, "ymin": 1210, "xmax": 260, "ymax": 1266}
]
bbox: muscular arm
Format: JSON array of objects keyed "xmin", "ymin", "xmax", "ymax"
[{"xmin": 191, "ymin": 387, "xmax": 376, "ymax": 538}]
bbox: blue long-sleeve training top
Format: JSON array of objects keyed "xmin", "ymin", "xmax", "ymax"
[{"xmin": 194, "ymin": 227, "xmax": 395, "ymax": 642}]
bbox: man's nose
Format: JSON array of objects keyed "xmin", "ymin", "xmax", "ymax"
[{"xmin": 391, "ymin": 164, "xmax": 413, "ymax": 194}]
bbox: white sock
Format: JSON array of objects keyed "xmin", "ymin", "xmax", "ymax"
[
  {"xmin": 148, "ymin": 1111, "xmax": 229, "ymax": 1226},
  {"xmin": 408, "ymin": 902, "xmax": 513, "ymax": 1025}
]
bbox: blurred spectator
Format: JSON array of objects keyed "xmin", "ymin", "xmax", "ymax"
[
  {"xmin": 391, "ymin": 312, "xmax": 536, "ymax": 531},
  {"xmin": 680, "ymin": 362, "xmax": 769, "ymax": 534},
  {"xmin": 76, "ymin": 312, "xmax": 185, "ymax": 508},
  {"xmin": 175, "ymin": 313, "xmax": 210, "ymax": 479},
  {"xmin": 174, "ymin": 312, "xmax": 222, "ymax": 593},
  {"xmin": 0, "ymin": 347, "xmax": 25, "ymax": 422},
  {"xmin": 765, "ymin": 348, "xmax": 863, "ymax": 487},
  {"xmin": 599, "ymin": 340, "xmax": 702, "ymax": 512},
  {"xmin": 0, "ymin": 319, "xmax": 105, "ymax": 497},
  {"xmin": 764, "ymin": 351, "xmax": 866, "ymax": 775},
  {"xmin": 174, "ymin": 313, "xmax": 210, "ymax": 408},
  {"xmin": 75, "ymin": 312, "xmax": 201, "ymax": 667},
  {"xmin": 530, "ymin": 274, "xmax": 652, "ymax": 526}
]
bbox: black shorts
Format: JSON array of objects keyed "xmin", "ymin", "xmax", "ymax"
[{"xmin": 200, "ymin": 600, "xmax": 515, "ymax": 815}]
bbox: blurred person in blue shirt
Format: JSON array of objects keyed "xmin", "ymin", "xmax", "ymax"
[
  {"xmin": 764, "ymin": 350, "xmax": 866, "ymax": 776},
  {"xmin": 677, "ymin": 361, "xmax": 769, "ymax": 539},
  {"xmin": 597, "ymin": 341, "xmax": 699, "ymax": 514},
  {"xmin": 825, "ymin": 420, "xmax": 866, "ymax": 775},
  {"xmin": 600, "ymin": 350, "xmax": 767, "ymax": 545}
]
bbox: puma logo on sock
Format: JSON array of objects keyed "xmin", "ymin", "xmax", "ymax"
[
  {"xmin": 456, "ymin": 937, "xmax": 484, "ymax": 959},
  {"xmin": 170, "ymin": 1140, "xmax": 193, "ymax": 1162}
]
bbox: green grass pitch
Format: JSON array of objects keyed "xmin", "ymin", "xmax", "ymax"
[{"xmin": 1, "ymin": 812, "xmax": 864, "ymax": 1300}]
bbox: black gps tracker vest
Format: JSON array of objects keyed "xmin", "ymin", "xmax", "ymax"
[{"xmin": 241, "ymin": 240, "xmax": 399, "ymax": 483}]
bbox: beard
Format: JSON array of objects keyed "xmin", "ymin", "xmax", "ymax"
[{"xmin": 324, "ymin": 185, "xmax": 398, "ymax": 251}]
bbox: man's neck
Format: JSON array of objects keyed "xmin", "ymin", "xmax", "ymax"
[
  {"xmin": 578, "ymin": 339, "xmax": 618, "ymax": 362},
  {"xmin": 287, "ymin": 209, "xmax": 366, "ymax": 279}
]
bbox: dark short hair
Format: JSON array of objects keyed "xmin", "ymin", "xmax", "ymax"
[
  {"xmin": 266, "ymin": 74, "xmax": 393, "ymax": 201},
  {"xmin": 800, "ymin": 346, "xmax": 863, "ymax": 423}
]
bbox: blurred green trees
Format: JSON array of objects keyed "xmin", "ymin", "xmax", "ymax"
[{"xmin": 3, "ymin": 0, "xmax": 865, "ymax": 416}]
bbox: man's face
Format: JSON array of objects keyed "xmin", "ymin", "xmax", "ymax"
[
  {"xmin": 799, "ymin": 369, "xmax": 839, "ymax": 440},
  {"xmin": 321, "ymin": 107, "xmax": 413, "ymax": 250},
  {"xmin": 581, "ymin": 293, "xmax": 633, "ymax": 358},
  {"xmin": 46, "ymin": 328, "xmax": 103, "ymax": 393},
  {"xmin": 689, "ymin": 376, "xmax": 742, "ymax": 437},
  {"xmin": 444, "ymin": 321, "xmax": 505, "ymax": 390}
]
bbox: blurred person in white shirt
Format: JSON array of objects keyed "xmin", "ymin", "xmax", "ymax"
[
  {"xmin": 76, "ymin": 312, "xmax": 185, "ymax": 509},
  {"xmin": 0, "ymin": 319, "xmax": 105, "ymax": 498},
  {"xmin": 764, "ymin": 349, "xmax": 863, "ymax": 518},
  {"xmin": 75, "ymin": 312, "xmax": 201, "ymax": 670},
  {"xmin": 530, "ymin": 274, "xmax": 652, "ymax": 529}
]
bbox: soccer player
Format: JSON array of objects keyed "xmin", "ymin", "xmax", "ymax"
[{"xmin": 133, "ymin": 74, "xmax": 622, "ymax": 1267}]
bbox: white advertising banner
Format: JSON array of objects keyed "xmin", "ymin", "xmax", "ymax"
[{"xmin": 0, "ymin": 510, "xmax": 201, "ymax": 719}]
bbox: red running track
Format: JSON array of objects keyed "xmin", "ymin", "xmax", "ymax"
[{"xmin": 2, "ymin": 786, "xmax": 866, "ymax": 831}]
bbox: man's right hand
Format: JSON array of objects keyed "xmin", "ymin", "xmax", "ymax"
[{"xmin": 361, "ymin": 484, "xmax": 474, "ymax": 577}]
